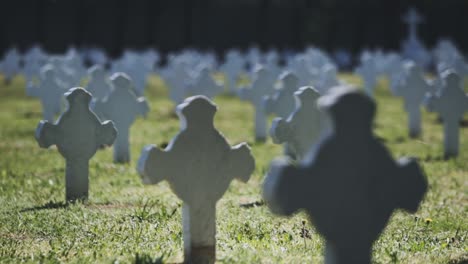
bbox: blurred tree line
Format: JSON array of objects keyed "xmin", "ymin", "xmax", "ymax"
[{"xmin": 0, "ymin": 0, "xmax": 466, "ymax": 57}]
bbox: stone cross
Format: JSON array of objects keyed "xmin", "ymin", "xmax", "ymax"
[
  {"xmin": 0, "ymin": 48, "xmax": 21, "ymax": 84},
  {"xmin": 315, "ymin": 64, "xmax": 340, "ymax": 94},
  {"xmin": 92, "ymin": 73, "xmax": 149, "ymax": 163},
  {"xmin": 403, "ymin": 8, "xmax": 422, "ymax": 40},
  {"xmin": 238, "ymin": 67, "xmax": 276, "ymax": 141},
  {"xmin": 86, "ymin": 65, "xmax": 112, "ymax": 100},
  {"xmin": 263, "ymin": 87, "xmax": 427, "ymax": 264},
  {"xmin": 35, "ymin": 88, "xmax": 117, "ymax": 201},
  {"xmin": 26, "ymin": 65, "xmax": 67, "ymax": 121},
  {"xmin": 264, "ymin": 72, "xmax": 299, "ymax": 119},
  {"xmin": 164, "ymin": 62, "xmax": 191, "ymax": 105},
  {"xmin": 137, "ymin": 96, "xmax": 255, "ymax": 264},
  {"xmin": 425, "ymin": 70, "xmax": 468, "ymax": 158},
  {"xmin": 395, "ymin": 63, "xmax": 432, "ymax": 138},
  {"xmin": 270, "ymin": 86, "xmax": 327, "ymax": 160},
  {"xmin": 186, "ymin": 67, "xmax": 223, "ymax": 99},
  {"xmin": 355, "ymin": 61, "xmax": 378, "ymax": 97},
  {"xmin": 220, "ymin": 50, "xmax": 244, "ymax": 93},
  {"xmin": 23, "ymin": 45, "xmax": 46, "ymax": 82}
]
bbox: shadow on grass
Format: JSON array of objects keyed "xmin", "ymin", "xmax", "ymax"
[
  {"xmin": 240, "ymin": 200, "xmax": 265, "ymax": 208},
  {"xmin": 20, "ymin": 201, "xmax": 69, "ymax": 212},
  {"xmin": 460, "ymin": 119, "xmax": 468, "ymax": 127},
  {"xmin": 422, "ymin": 155, "xmax": 450, "ymax": 162},
  {"xmin": 134, "ymin": 253, "xmax": 168, "ymax": 264}
]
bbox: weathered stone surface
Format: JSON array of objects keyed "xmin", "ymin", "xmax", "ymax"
[
  {"xmin": 138, "ymin": 96, "xmax": 255, "ymax": 264},
  {"xmin": 425, "ymin": 70, "xmax": 468, "ymax": 158},
  {"xmin": 264, "ymin": 87, "xmax": 427, "ymax": 264},
  {"xmin": 92, "ymin": 73, "xmax": 149, "ymax": 163},
  {"xmin": 36, "ymin": 88, "xmax": 117, "ymax": 201}
]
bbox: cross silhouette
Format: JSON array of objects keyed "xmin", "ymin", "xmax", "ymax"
[
  {"xmin": 138, "ymin": 96, "xmax": 255, "ymax": 264},
  {"xmin": 36, "ymin": 88, "xmax": 117, "ymax": 201}
]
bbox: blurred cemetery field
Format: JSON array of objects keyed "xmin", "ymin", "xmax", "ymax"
[{"xmin": 0, "ymin": 73, "xmax": 466, "ymax": 263}]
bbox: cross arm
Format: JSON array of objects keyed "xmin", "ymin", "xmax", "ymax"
[
  {"xmin": 137, "ymin": 144, "xmax": 171, "ymax": 185},
  {"xmin": 270, "ymin": 117, "xmax": 291, "ymax": 144},
  {"xmin": 96, "ymin": 120, "xmax": 117, "ymax": 147},
  {"xmin": 395, "ymin": 157, "xmax": 428, "ymax": 213},
  {"xmin": 263, "ymin": 157, "xmax": 306, "ymax": 216},
  {"xmin": 228, "ymin": 143, "xmax": 255, "ymax": 183},
  {"xmin": 35, "ymin": 121, "xmax": 59, "ymax": 148}
]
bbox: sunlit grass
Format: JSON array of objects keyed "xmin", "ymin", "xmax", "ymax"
[{"xmin": 0, "ymin": 73, "xmax": 466, "ymax": 263}]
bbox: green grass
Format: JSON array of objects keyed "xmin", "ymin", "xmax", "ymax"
[{"xmin": 0, "ymin": 73, "xmax": 466, "ymax": 263}]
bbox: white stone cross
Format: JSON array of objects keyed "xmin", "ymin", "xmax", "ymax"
[
  {"xmin": 26, "ymin": 65, "xmax": 68, "ymax": 121},
  {"xmin": 403, "ymin": 8, "xmax": 423, "ymax": 40},
  {"xmin": 220, "ymin": 50, "xmax": 244, "ymax": 93},
  {"xmin": 86, "ymin": 65, "xmax": 112, "ymax": 100},
  {"xmin": 163, "ymin": 62, "xmax": 191, "ymax": 105},
  {"xmin": 92, "ymin": 73, "xmax": 149, "ymax": 163},
  {"xmin": 23, "ymin": 45, "xmax": 47, "ymax": 82},
  {"xmin": 238, "ymin": 67, "xmax": 276, "ymax": 141},
  {"xmin": 0, "ymin": 48, "xmax": 21, "ymax": 84},
  {"xmin": 395, "ymin": 63, "xmax": 432, "ymax": 137},
  {"xmin": 270, "ymin": 86, "xmax": 327, "ymax": 160},
  {"xmin": 263, "ymin": 87, "xmax": 428, "ymax": 264},
  {"xmin": 425, "ymin": 70, "xmax": 468, "ymax": 158},
  {"xmin": 264, "ymin": 71, "xmax": 299, "ymax": 119},
  {"xmin": 137, "ymin": 96, "xmax": 255, "ymax": 264},
  {"xmin": 35, "ymin": 88, "xmax": 117, "ymax": 201},
  {"xmin": 186, "ymin": 67, "xmax": 223, "ymax": 99},
  {"xmin": 355, "ymin": 61, "xmax": 378, "ymax": 97}
]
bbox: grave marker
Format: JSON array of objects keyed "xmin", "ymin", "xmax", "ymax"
[
  {"xmin": 264, "ymin": 71, "xmax": 299, "ymax": 118},
  {"xmin": 270, "ymin": 86, "xmax": 326, "ymax": 160},
  {"xmin": 263, "ymin": 87, "xmax": 427, "ymax": 264},
  {"xmin": 238, "ymin": 67, "xmax": 275, "ymax": 141},
  {"xmin": 355, "ymin": 61, "xmax": 378, "ymax": 97},
  {"xmin": 186, "ymin": 67, "xmax": 223, "ymax": 98},
  {"xmin": 93, "ymin": 73, "xmax": 149, "ymax": 163},
  {"xmin": 86, "ymin": 65, "xmax": 112, "ymax": 100},
  {"xmin": 220, "ymin": 50, "xmax": 244, "ymax": 93},
  {"xmin": 36, "ymin": 88, "xmax": 117, "ymax": 201},
  {"xmin": 425, "ymin": 70, "xmax": 468, "ymax": 158},
  {"xmin": 138, "ymin": 96, "xmax": 255, "ymax": 264},
  {"xmin": 395, "ymin": 63, "xmax": 432, "ymax": 137},
  {"xmin": 26, "ymin": 65, "xmax": 67, "ymax": 121}
]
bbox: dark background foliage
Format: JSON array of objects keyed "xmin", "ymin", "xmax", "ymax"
[{"xmin": 1, "ymin": 0, "xmax": 467, "ymax": 57}]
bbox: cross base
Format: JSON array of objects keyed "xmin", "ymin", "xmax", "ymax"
[{"xmin": 185, "ymin": 245, "xmax": 215, "ymax": 264}]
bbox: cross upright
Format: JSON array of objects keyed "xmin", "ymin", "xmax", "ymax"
[
  {"xmin": 86, "ymin": 65, "xmax": 112, "ymax": 100},
  {"xmin": 138, "ymin": 96, "xmax": 255, "ymax": 264},
  {"xmin": 264, "ymin": 71, "xmax": 300, "ymax": 119},
  {"xmin": 220, "ymin": 50, "xmax": 244, "ymax": 93},
  {"xmin": 403, "ymin": 8, "xmax": 423, "ymax": 39},
  {"xmin": 270, "ymin": 86, "xmax": 327, "ymax": 160},
  {"xmin": 164, "ymin": 62, "xmax": 191, "ymax": 105},
  {"xmin": 92, "ymin": 73, "xmax": 149, "ymax": 163},
  {"xmin": 263, "ymin": 87, "xmax": 427, "ymax": 264},
  {"xmin": 425, "ymin": 70, "xmax": 468, "ymax": 158},
  {"xmin": 355, "ymin": 61, "xmax": 378, "ymax": 97},
  {"xmin": 395, "ymin": 62, "xmax": 432, "ymax": 137},
  {"xmin": 238, "ymin": 66, "xmax": 276, "ymax": 141},
  {"xmin": 186, "ymin": 67, "xmax": 223, "ymax": 99},
  {"xmin": 35, "ymin": 88, "xmax": 117, "ymax": 202},
  {"xmin": 27, "ymin": 65, "xmax": 67, "ymax": 121}
]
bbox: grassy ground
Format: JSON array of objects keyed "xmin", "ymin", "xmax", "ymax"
[{"xmin": 0, "ymin": 74, "xmax": 466, "ymax": 263}]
